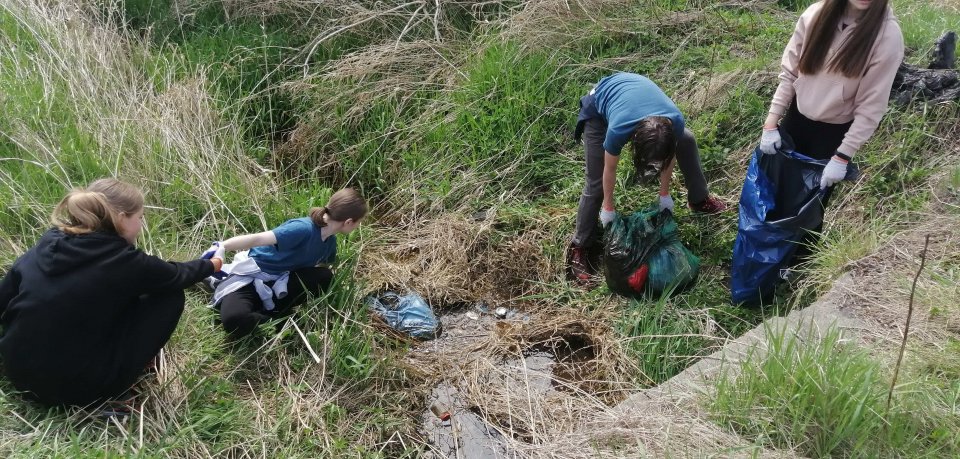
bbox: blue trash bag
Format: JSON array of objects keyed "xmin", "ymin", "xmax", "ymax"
[
  {"xmin": 731, "ymin": 147, "xmax": 857, "ymax": 306},
  {"xmin": 367, "ymin": 291, "xmax": 440, "ymax": 340}
]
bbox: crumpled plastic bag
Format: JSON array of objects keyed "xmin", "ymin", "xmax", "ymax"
[
  {"xmin": 367, "ymin": 291, "xmax": 440, "ymax": 340},
  {"xmin": 603, "ymin": 204, "xmax": 700, "ymax": 297}
]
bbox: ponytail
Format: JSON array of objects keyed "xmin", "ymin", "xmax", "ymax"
[
  {"xmin": 51, "ymin": 178, "xmax": 144, "ymax": 235},
  {"xmin": 309, "ymin": 206, "xmax": 329, "ymax": 227},
  {"xmin": 309, "ymin": 188, "xmax": 368, "ymax": 228},
  {"xmin": 52, "ymin": 191, "xmax": 117, "ymax": 235}
]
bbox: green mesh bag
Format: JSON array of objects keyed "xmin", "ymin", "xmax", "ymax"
[{"xmin": 602, "ymin": 204, "xmax": 700, "ymax": 297}]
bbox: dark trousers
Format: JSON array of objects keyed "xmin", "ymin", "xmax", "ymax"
[
  {"xmin": 572, "ymin": 117, "xmax": 709, "ymax": 248},
  {"xmin": 104, "ymin": 290, "xmax": 185, "ymax": 398},
  {"xmin": 219, "ymin": 267, "xmax": 333, "ymax": 339},
  {"xmin": 4, "ymin": 290, "xmax": 185, "ymax": 406},
  {"xmin": 780, "ymin": 100, "xmax": 853, "ymax": 262},
  {"xmin": 780, "ymin": 100, "xmax": 853, "ymax": 161},
  {"xmin": 780, "ymin": 100, "xmax": 853, "ymax": 210}
]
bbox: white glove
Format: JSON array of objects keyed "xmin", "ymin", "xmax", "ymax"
[
  {"xmin": 759, "ymin": 128, "xmax": 781, "ymax": 155},
  {"xmin": 820, "ymin": 156, "xmax": 848, "ymax": 189},
  {"xmin": 599, "ymin": 208, "xmax": 617, "ymax": 227},
  {"xmin": 659, "ymin": 195, "xmax": 675, "ymax": 212},
  {"xmin": 212, "ymin": 245, "xmax": 226, "ymax": 262},
  {"xmin": 201, "ymin": 242, "xmax": 220, "ymax": 260}
]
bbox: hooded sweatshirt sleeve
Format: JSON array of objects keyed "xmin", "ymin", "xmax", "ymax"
[
  {"xmin": 119, "ymin": 247, "xmax": 216, "ymax": 293},
  {"xmin": 837, "ymin": 20, "xmax": 904, "ymax": 156},
  {"xmin": 0, "ymin": 262, "xmax": 22, "ymax": 317},
  {"xmin": 769, "ymin": 3, "xmax": 818, "ymax": 116}
]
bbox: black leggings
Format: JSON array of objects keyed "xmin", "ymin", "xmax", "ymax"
[
  {"xmin": 780, "ymin": 99, "xmax": 852, "ymax": 161},
  {"xmin": 219, "ymin": 267, "xmax": 333, "ymax": 339}
]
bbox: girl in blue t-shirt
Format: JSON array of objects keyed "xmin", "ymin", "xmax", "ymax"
[{"xmin": 206, "ymin": 188, "xmax": 367, "ymax": 339}]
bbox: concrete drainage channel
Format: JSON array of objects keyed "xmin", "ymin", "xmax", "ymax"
[{"xmin": 410, "ymin": 304, "xmax": 599, "ymax": 458}]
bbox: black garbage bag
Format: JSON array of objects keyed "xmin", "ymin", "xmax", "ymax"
[
  {"xmin": 603, "ymin": 205, "xmax": 700, "ymax": 297},
  {"xmin": 731, "ymin": 147, "xmax": 857, "ymax": 306},
  {"xmin": 891, "ymin": 31, "xmax": 960, "ymax": 105}
]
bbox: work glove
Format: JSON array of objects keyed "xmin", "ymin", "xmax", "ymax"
[
  {"xmin": 599, "ymin": 207, "xmax": 617, "ymax": 227},
  {"xmin": 201, "ymin": 242, "xmax": 221, "ymax": 260},
  {"xmin": 820, "ymin": 156, "xmax": 848, "ymax": 189},
  {"xmin": 212, "ymin": 245, "xmax": 226, "ymax": 263},
  {"xmin": 659, "ymin": 194, "xmax": 675, "ymax": 212},
  {"xmin": 201, "ymin": 242, "xmax": 228, "ymax": 279},
  {"xmin": 759, "ymin": 128, "xmax": 781, "ymax": 155}
]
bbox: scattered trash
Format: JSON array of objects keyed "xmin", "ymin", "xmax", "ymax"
[
  {"xmin": 929, "ymin": 31, "xmax": 957, "ymax": 70},
  {"xmin": 494, "ymin": 307, "xmax": 508, "ymax": 319},
  {"xmin": 892, "ymin": 31, "xmax": 959, "ymax": 105},
  {"xmin": 474, "ymin": 302, "xmax": 489, "ymax": 314},
  {"xmin": 367, "ymin": 291, "xmax": 441, "ymax": 340},
  {"xmin": 421, "ymin": 383, "xmax": 509, "ymax": 458},
  {"xmin": 430, "ymin": 401, "xmax": 452, "ymax": 422},
  {"xmin": 603, "ymin": 204, "xmax": 700, "ymax": 297},
  {"xmin": 465, "ymin": 311, "xmax": 480, "ymax": 321}
]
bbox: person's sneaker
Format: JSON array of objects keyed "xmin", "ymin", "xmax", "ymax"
[
  {"xmin": 198, "ymin": 276, "xmax": 221, "ymax": 294},
  {"xmin": 566, "ymin": 244, "xmax": 594, "ymax": 283},
  {"xmin": 688, "ymin": 195, "xmax": 728, "ymax": 214}
]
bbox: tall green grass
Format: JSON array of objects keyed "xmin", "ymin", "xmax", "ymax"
[
  {"xmin": 711, "ymin": 325, "xmax": 960, "ymax": 457},
  {"xmin": 0, "ymin": 1, "xmax": 415, "ymax": 456},
  {"xmin": 1, "ymin": 0, "xmax": 959, "ymax": 455}
]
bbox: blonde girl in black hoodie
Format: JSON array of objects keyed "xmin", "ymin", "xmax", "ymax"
[{"xmin": 0, "ymin": 178, "xmax": 223, "ymax": 406}]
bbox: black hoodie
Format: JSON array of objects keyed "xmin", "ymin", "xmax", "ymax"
[{"xmin": 0, "ymin": 228, "xmax": 213, "ymax": 404}]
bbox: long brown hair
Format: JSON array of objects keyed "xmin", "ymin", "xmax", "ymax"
[
  {"xmin": 51, "ymin": 178, "xmax": 144, "ymax": 235},
  {"xmin": 309, "ymin": 188, "xmax": 368, "ymax": 227},
  {"xmin": 798, "ymin": 0, "xmax": 890, "ymax": 78},
  {"xmin": 632, "ymin": 116, "xmax": 675, "ymax": 179}
]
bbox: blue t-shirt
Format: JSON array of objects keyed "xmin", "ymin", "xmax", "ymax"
[
  {"xmin": 593, "ymin": 73, "xmax": 685, "ymax": 155},
  {"xmin": 249, "ymin": 217, "xmax": 337, "ymax": 275}
]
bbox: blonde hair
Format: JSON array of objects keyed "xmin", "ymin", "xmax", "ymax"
[
  {"xmin": 309, "ymin": 188, "xmax": 368, "ymax": 227},
  {"xmin": 52, "ymin": 178, "xmax": 144, "ymax": 235}
]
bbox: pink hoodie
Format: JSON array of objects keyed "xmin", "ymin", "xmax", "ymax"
[{"xmin": 769, "ymin": 1, "xmax": 904, "ymax": 157}]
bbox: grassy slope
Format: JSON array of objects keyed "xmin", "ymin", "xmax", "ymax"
[{"xmin": 0, "ymin": 0, "xmax": 958, "ymax": 456}]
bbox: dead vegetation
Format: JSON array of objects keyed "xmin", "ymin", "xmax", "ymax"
[{"xmin": 358, "ymin": 212, "xmax": 558, "ymax": 303}]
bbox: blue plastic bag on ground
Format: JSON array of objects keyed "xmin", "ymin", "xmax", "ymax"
[
  {"xmin": 367, "ymin": 291, "xmax": 440, "ymax": 340},
  {"xmin": 731, "ymin": 147, "xmax": 856, "ymax": 305}
]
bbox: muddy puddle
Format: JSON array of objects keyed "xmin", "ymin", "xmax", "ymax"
[{"xmin": 415, "ymin": 305, "xmax": 597, "ymax": 458}]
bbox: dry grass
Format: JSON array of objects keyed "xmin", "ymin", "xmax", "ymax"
[
  {"xmin": 358, "ymin": 212, "xmax": 558, "ymax": 304},
  {"xmin": 498, "ymin": 0, "xmax": 620, "ymax": 50},
  {"xmin": 405, "ymin": 302, "xmax": 652, "ymax": 456},
  {"xmin": 675, "ymin": 69, "xmax": 770, "ymax": 118},
  {"xmin": 0, "ymin": 0, "xmax": 277, "ymax": 252},
  {"xmin": 838, "ymin": 210, "xmax": 960, "ymax": 344}
]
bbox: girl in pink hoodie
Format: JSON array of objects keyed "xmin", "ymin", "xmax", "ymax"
[{"xmin": 759, "ymin": 0, "xmax": 904, "ymax": 190}]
